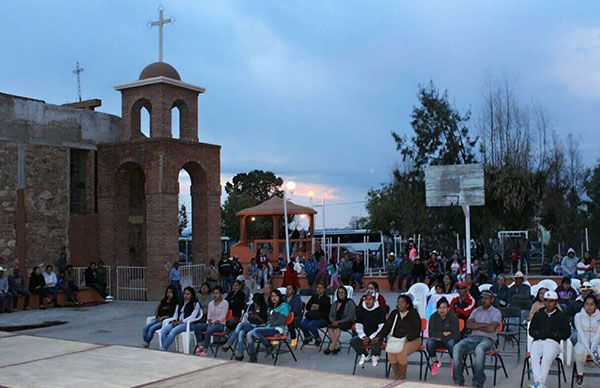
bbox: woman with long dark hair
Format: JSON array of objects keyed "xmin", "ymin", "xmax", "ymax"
[
  {"xmin": 143, "ymin": 285, "xmax": 178, "ymax": 347},
  {"xmin": 246, "ymin": 289, "xmax": 291, "ymax": 362},
  {"xmin": 375, "ymin": 294, "xmax": 422, "ymax": 380},
  {"xmin": 323, "ymin": 286, "xmax": 356, "ymax": 355},
  {"xmin": 222, "ymin": 292, "xmax": 269, "ymax": 361},
  {"xmin": 159, "ymin": 286, "xmax": 201, "ymax": 351}
]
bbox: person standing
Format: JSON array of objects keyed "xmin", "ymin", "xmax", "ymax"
[
  {"xmin": 206, "ymin": 259, "xmax": 220, "ymax": 290},
  {"xmin": 452, "ymin": 290, "xmax": 502, "ymax": 388},
  {"xmin": 97, "ymin": 261, "xmax": 109, "ymax": 297},
  {"xmin": 528, "ymin": 290, "xmax": 571, "ymax": 388},
  {"xmin": 218, "ymin": 257, "xmax": 234, "ymax": 294},
  {"xmin": 8, "ymin": 267, "xmax": 30, "ymax": 310},
  {"xmin": 303, "ymin": 255, "xmax": 317, "ymax": 288},
  {"xmin": 168, "ymin": 261, "xmax": 182, "ymax": 302},
  {"xmin": 386, "ymin": 253, "xmax": 399, "ymax": 292},
  {"xmin": 256, "ymin": 253, "xmax": 269, "ymax": 289}
]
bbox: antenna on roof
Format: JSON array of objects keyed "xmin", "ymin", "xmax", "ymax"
[{"xmin": 72, "ymin": 62, "xmax": 84, "ymax": 102}]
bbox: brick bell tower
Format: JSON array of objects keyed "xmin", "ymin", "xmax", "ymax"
[{"xmin": 97, "ymin": 61, "xmax": 222, "ymax": 301}]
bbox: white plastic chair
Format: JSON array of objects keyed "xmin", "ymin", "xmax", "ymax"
[
  {"xmin": 478, "ymin": 284, "xmax": 492, "ymax": 292},
  {"xmin": 277, "ymin": 287, "xmax": 287, "ymax": 296},
  {"xmin": 571, "ymin": 279, "xmax": 581, "ymax": 294},
  {"xmin": 160, "ymin": 310, "xmax": 204, "ymax": 354},
  {"xmin": 344, "ymin": 285, "xmax": 354, "ymax": 299},
  {"xmin": 526, "ymin": 321, "xmax": 567, "ymax": 364},
  {"xmin": 536, "ymin": 279, "xmax": 558, "ymax": 292},
  {"xmin": 589, "ymin": 278, "xmax": 600, "ymax": 289},
  {"xmin": 407, "ymin": 282, "xmax": 430, "ymax": 318},
  {"xmin": 530, "ymin": 284, "xmax": 540, "ymax": 298}
]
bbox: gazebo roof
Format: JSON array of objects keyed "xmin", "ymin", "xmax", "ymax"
[{"xmin": 236, "ymin": 196, "xmax": 317, "ymax": 217}]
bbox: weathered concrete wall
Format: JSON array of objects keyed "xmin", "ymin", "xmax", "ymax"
[
  {"xmin": 0, "ymin": 143, "xmax": 18, "ymax": 265},
  {"xmin": 0, "ymin": 92, "xmax": 122, "ymax": 147}
]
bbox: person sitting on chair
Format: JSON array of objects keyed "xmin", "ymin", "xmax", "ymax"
[
  {"xmin": 452, "ymin": 290, "xmax": 502, "ymax": 388},
  {"xmin": 427, "ymin": 296, "xmax": 461, "ymax": 376},
  {"xmin": 359, "ymin": 281, "xmax": 387, "ymax": 313},
  {"xmin": 222, "ymin": 292, "xmax": 268, "ymax": 361},
  {"xmin": 528, "ymin": 290, "xmax": 571, "ymax": 388},
  {"xmin": 194, "ymin": 285, "xmax": 229, "ymax": 356},
  {"xmin": 450, "ymin": 281, "xmax": 476, "ymax": 320},
  {"xmin": 246, "ymin": 289, "xmax": 291, "ymax": 363},
  {"xmin": 375, "ymin": 294, "xmax": 422, "ymax": 380},
  {"xmin": 350, "ymin": 289, "xmax": 386, "ymax": 368},
  {"xmin": 159, "ymin": 287, "xmax": 201, "ymax": 351},
  {"xmin": 225, "ymin": 280, "xmax": 246, "ymax": 321},
  {"xmin": 573, "ymin": 294, "xmax": 600, "ymax": 386},
  {"xmin": 286, "ymin": 284, "xmax": 303, "ymax": 347},
  {"xmin": 300, "ymin": 282, "xmax": 331, "ymax": 347},
  {"xmin": 143, "ymin": 285, "xmax": 178, "ymax": 347},
  {"xmin": 323, "ymin": 286, "xmax": 356, "ymax": 355}
]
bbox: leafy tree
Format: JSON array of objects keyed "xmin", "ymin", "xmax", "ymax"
[
  {"xmin": 178, "ymin": 204, "xmax": 188, "ymax": 235},
  {"xmin": 585, "ymin": 162, "xmax": 600, "ymax": 251},
  {"xmin": 222, "ymin": 170, "xmax": 283, "ymax": 240}
]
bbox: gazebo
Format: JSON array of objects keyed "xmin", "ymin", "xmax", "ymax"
[{"xmin": 230, "ymin": 196, "xmax": 317, "ymax": 265}]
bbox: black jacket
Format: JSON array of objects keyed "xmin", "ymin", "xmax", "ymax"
[
  {"xmin": 218, "ymin": 260, "xmax": 233, "ymax": 277},
  {"xmin": 377, "ymin": 308, "xmax": 421, "ymax": 341},
  {"xmin": 226, "ymin": 290, "xmax": 247, "ymax": 319},
  {"xmin": 28, "ymin": 273, "xmax": 45, "ymax": 293},
  {"xmin": 304, "ymin": 294, "xmax": 331, "ymax": 321},
  {"xmin": 84, "ymin": 267, "xmax": 98, "ymax": 286},
  {"xmin": 428, "ymin": 310, "xmax": 461, "ymax": 341},
  {"xmin": 529, "ymin": 308, "xmax": 571, "ymax": 343}
]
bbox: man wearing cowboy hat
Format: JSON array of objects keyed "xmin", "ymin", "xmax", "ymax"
[
  {"xmin": 508, "ymin": 271, "xmax": 531, "ymax": 309},
  {"xmin": 529, "ymin": 290, "xmax": 571, "ymax": 388}
]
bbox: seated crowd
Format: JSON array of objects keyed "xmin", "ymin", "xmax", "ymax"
[
  {"xmin": 144, "ymin": 247, "xmax": 600, "ymax": 387},
  {"xmin": 0, "ymin": 261, "xmax": 111, "ymax": 313}
]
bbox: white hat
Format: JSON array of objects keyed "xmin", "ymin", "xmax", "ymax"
[
  {"xmin": 0, "ymin": 266, "xmax": 4, "ymax": 272},
  {"xmin": 580, "ymin": 281, "xmax": 594, "ymax": 290},
  {"xmin": 543, "ymin": 290, "xmax": 559, "ymax": 300},
  {"xmin": 567, "ymin": 247, "xmax": 576, "ymax": 254},
  {"xmin": 513, "ymin": 271, "xmax": 524, "ymax": 278},
  {"xmin": 236, "ymin": 275, "xmax": 245, "ymax": 282},
  {"xmin": 389, "ymin": 252, "xmax": 396, "ymax": 257}
]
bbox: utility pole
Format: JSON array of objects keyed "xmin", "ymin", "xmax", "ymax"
[{"xmin": 72, "ymin": 62, "xmax": 84, "ymax": 102}]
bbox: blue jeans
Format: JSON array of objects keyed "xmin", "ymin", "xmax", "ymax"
[
  {"xmin": 143, "ymin": 319, "xmax": 163, "ymax": 344},
  {"xmin": 300, "ymin": 318, "xmax": 328, "ymax": 340},
  {"xmin": 0, "ymin": 292, "xmax": 14, "ymax": 311},
  {"xmin": 246, "ymin": 327, "xmax": 279, "ymax": 355},
  {"xmin": 426, "ymin": 338, "xmax": 457, "ymax": 360},
  {"xmin": 452, "ymin": 336, "xmax": 494, "ymax": 387},
  {"xmin": 194, "ymin": 323, "xmax": 225, "ymax": 348},
  {"xmin": 225, "ymin": 321, "xmax": 256, "ymax": 356},
  {"xmin": 160, "ymin": 322, "xmax": 188, "ymax": 351}
]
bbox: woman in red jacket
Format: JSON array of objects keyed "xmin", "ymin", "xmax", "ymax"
[{"xmin": 282, "ymin": 261, "xmax": 300, "ymax": 289}]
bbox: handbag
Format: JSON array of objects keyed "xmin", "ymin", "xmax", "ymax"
[{"xmin": 385, "ymin": 312, "xmax": 406, "ymax": 353}]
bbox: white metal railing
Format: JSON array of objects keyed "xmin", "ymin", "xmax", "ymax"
[
  {"xmin": 117, "ymin": 266, "xmax": 147, "ymax": 301},
  {"xmin": 73, "ymin": 266, "xmax": 112, "ymax": 295},
  {"xmin": 179, "ymin": 264, "xmax": 206, "ymax": 290}
]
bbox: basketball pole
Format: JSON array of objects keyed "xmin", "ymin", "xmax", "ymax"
[{"xmin": 462, "ymin": 205, "xmax": 472, "ymax": 274}]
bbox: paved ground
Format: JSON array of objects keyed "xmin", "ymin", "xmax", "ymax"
[{"xmin": 0, "ymin": 292, "xmax": 580, "ymax": 387}]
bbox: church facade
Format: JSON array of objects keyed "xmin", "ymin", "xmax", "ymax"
[{"xmin": 0, "ymin": 62, "xmax": 221, "ymax": 299}]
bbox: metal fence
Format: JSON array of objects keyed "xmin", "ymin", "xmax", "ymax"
[
  {"xmin": 116, "ymin": 266, "xmax": 147, "ymax": 301},
  {"xmin": 179, "ymin": 264, "xmax": 206, "ymax": 290},
  {"xmin": 73, "ymin": 266, "xmax": 112, "ymax": 295}
]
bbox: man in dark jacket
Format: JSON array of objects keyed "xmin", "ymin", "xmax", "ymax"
[
  {"xmin": 218, "ymin": 257, "xmax": 234, "ymax": 294},
  {"xmin": 8, "ymin": 267, "xmax": 30, "ymax": 310},
  {"xmin": 507, "ymin": 271, "xmax": 531, "ymax": 309},
  {"xmin": 300, "ymin": 282, "xmax": 331, "ymax": 347},
  {"xmin": 528, "ymin": 290, "xmax": 571, "ymax": 387},
  {"xmin": 490, "ymin": 275, "xmax": 510, "ymax": 308}
]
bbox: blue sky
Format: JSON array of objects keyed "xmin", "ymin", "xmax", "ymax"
[{"xmin": 1, "ymin": 1, "xmax": 600, "ymax": 228}]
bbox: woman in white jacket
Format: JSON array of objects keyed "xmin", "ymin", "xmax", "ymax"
[
  {"xmin": 573, "ymin": 294, "xmax": 600, "ymax": 385},
  {"xmin": 159, "ymin": 287, "xmax": 202, "ymax": 351}
]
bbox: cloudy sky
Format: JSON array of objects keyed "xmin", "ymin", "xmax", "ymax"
[{"xmin": 1, "ymin": 1, "xmax": 599, "ymax": 228}]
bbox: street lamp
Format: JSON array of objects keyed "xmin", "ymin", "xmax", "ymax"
[
  {"xmin": 283, "ymin": 181, "xmax": 295, "ymax": 263},
  {"xmin": 308, "ymin": 190, "xmax": 326, "ymax": 257}
]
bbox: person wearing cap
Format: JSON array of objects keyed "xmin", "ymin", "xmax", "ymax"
[
  {"xmin": 562, "ymin": 248, "xmax": 579, "ymax": 279},
  {"xmin": 556, "ymin": 276, "xmax": 578, "ymax": 310},
  {"xmin": 235, "ymin": 275, "xmax": 252, "ymax": 304},
  {"xmin": 529, "ymin": 287, "xmax": 552, "ymax": 321},
  {"xmin": 8, "ymin": 267, "xmax": 30, "ymax": 310},
  {"xmin": 386, "ymin": 253, "xmax": 399, "ymax": 292},
  {"xmin": 507, "ymin": 271, "xmax": 531, "ymax": 309},
  {"xmin": 452, "ymin": 290, "xmax": 502, "ymax": 388},
  {"xmin": 573, "ymin": 294, "xmax": 600, "ymax": 385},
  {"xmin": 566, "ymin": 281, "xmax": 598, "ymax": 344},
  {"xmin": 0, "ymin": 267, "xmax": 14, "ymax": 313},
  {"xmin": 351, "ymin": 289, "xmax": 386, "ymax": 368},
  {"xmin": 529, "ymin": 290, "xmax": 571, "ymax": 388},
  {"xmin": 450, "ymin": 281, "xmax": 476, "ymax": 320}
]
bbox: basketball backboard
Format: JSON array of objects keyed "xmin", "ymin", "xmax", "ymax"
[{"xmin": 425, "ymin": 164, "xmax": 485, "ymax": 207}]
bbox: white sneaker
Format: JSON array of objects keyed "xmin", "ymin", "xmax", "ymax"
[
  {"xmin": 372, "ymin": 355, "xmax": 379, "ymax": 367},
  {"xmin": 358, "ymin": 354, "xmax": 367, "ymax": 366}
]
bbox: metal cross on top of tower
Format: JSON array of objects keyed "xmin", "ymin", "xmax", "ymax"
[
  {"xmin": 72, "ymin": 62, "xmax": 84, "ymax": 102},
  {"xmin": 149, "ymin": 5, "xmax": 175, "ymax": 62}
]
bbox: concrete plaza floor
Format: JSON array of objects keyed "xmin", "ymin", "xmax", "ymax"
[{"xmin": 0, "ymin": 292, "xmax": 578, "ymax": 387}]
